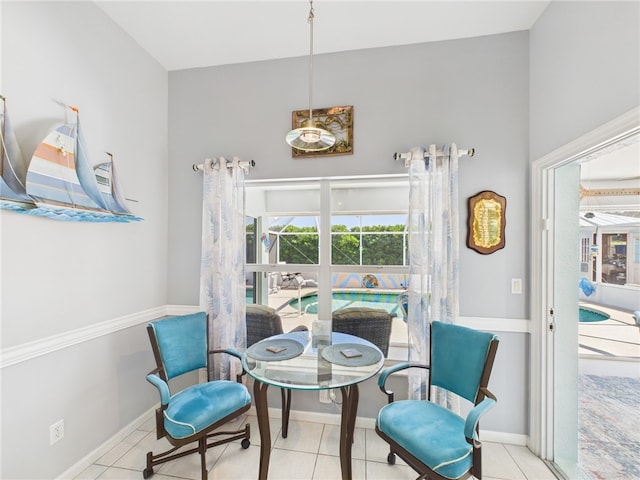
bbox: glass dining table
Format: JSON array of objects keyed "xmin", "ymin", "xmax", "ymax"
[{"xmin": 241, "ymin": 329, "xmax": 385, "ymax": 480}]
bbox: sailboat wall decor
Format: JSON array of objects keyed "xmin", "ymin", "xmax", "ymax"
[
  {"xmin": 5, "ymin": 102, "xmax": 141, "ymax": 223},
  {"xmin": 0, "ymin": 95, "xmax": 36, "ymax": 210}
]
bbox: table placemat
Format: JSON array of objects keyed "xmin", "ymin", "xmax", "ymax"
[
  {"xmin": 321, "ymin": 343, "xmax": 382, "ymax": 367},
  {"xmin": 247, "ymin": 338, "xmax": 305, "ymax": 361}
]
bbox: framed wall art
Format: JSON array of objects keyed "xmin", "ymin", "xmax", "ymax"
[
  {"xmin": 291, "ymin": 105, "xmax": 353, "ymax": 158},
  {"xmin": 467, "ymin": 190, "xmax": 506, "ymax": 254}
]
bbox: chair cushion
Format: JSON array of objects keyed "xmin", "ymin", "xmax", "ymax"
[
  {"xmin": 376, "ymin": 400, "xmax": 471, "ymax": 480},
  {"xmin": 164, "ymin": 380, "xmax": 251, "ymax": 439}
]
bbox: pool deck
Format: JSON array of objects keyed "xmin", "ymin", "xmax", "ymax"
[
  {"xmin": 579, "ymin": 302, "xmax": 639, "ymax": 378},
  {"xmin": 579, "ymin": 302, "xmax": 639, "ymax": 359}
]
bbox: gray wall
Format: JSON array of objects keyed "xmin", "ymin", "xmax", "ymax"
[
  {"xmin": 168, "ymin": 32, "xmax": 530, "ymax": 319},
  {"xmin": 1, "ymin": 2, "xmax": 168, "ymax": 478},
  {"xmin": 530, "ymin": 1, "xmax": 640, "ymax": 160},
  {"xmin": 167, "ymin": 31, "xmax": 531, "ymax": 437}
]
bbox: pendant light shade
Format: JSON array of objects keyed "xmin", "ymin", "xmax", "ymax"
[
  {"xmin": 286, "ymin": 119, "xmax": 335, "ymax": 151},
  {"xmin": 286, "ymin": 1, "xmax": 335, "ymax": 152}
]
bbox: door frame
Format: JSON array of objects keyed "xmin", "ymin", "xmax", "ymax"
[{"xmin": 529, "ymin": 107, "xmax": 640, "ymax": 461}]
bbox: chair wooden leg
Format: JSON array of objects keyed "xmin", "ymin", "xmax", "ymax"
[
  {"xmin": 199, "ymin": 437, "xmax": 208, "ymax": 480},
  {"xmin": 143, "ymin": 451, "xmax": 154, "ymax": 479},
  {"xmin": 281, "ymin": 388, "xmax": 292, "ymax": 438},
  {"xmin": 339, "ymin": 384, "xmax": 359, "ymax": 480},
  {"xmin": 254, "ymin": 380, "xmax": 271, "ymax": 480},
  {"xmin": 472, "ymin": 441, "xmax": 482, "ymax": 479}
]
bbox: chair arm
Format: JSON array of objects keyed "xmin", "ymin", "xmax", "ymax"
[
  {"xmin": 209, "ymin": 348, "xmax": 243, "ymax": 360},
  {"xmin": 209, "ymin": 348, "xmax": 248, "ymax": 382},
  {"xmin": 146, "ymin": 373, "xmax": 171, "ymax": 406},
  {"xmin": 464, "ymin": 391, "xmax": 497, "ymax": 441},
  {"xmin": 377, "ymin": 362, "xmax": 430, "ymax": 403}
]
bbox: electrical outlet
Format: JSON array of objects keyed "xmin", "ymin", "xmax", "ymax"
[
  {"xmin": 319, "ymin": 389, "xmax": 331, "ymax": 403},
  {"xmin": 50, "ymin": 419, "xmax": 64, "ymax": 445},
  {"xmin": 511, "ymin": 278, "xmax": 523, "ymax": 294}
]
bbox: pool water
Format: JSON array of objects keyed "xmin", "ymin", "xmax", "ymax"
[
  {"xmin": 579, "ymin": 307, "xmax": 610, "ymax": 323},
  {"xmin": 289, "ymin": 291, "xmax": 402, "ymax": 317}
]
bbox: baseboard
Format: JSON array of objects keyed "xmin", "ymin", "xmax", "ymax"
[
  {"xmin": 480, "ymin": 430, "xmax": 529, "ymax": 446},
  {"xmin": 56, "ymin": 407, "xmax": 156, "ymax": 480}
]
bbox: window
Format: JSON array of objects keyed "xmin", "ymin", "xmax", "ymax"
[
  {"xmin": 601, "ymin": 233, "xmax": 627, "ymax": 285},
  {"xmin": 245, "ymin": 177, "xmax": 410, "ymax": 354},
  {"xmin": 580, "ymin": 237, "xmax": 590, "ymax": 273}
]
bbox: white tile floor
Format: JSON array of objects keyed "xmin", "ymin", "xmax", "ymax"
[{"xmin": 74, "ymin": 414, "xmax": 558, "ymax": 480}]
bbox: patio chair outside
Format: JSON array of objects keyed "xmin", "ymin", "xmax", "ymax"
[{"xmin": 280, "ymin": 272, "xmax": 316, "ymax": 289}]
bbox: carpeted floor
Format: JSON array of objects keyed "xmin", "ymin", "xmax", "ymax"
[{"xmin": 578, "ymin": 374, "xmax": 640, "ymax": 479}]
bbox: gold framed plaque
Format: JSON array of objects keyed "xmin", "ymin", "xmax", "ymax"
[
  {"xmin": 291, "ymin": 105, "xmax": 353, "ymax": 158},
  {"xmin": 467, "ymin": 190, "xmax": 506, "ymax": 254}
]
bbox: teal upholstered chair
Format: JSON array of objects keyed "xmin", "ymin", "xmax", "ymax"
[
  {"xmin": 144, "ymin": 312, "xmax": 251, "ymax": 480},
  {"xmin": 376, "ymin": 321, "xmax": 499, "ymax": 480}
]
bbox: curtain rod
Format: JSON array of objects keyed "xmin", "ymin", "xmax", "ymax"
[
  {"xmin": 192, "ymin": 158, "xmax": 256, "ymax": 172},
  {"xmin": 393, "ymin": 147, "xmax": 475, "ymax": 167}
]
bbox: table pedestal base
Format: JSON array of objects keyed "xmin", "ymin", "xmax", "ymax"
[{"xmin": 253, "ymin": 381, "xmax": 360, "ymax": 480}]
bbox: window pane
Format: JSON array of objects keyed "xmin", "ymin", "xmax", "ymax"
[
  {"xmin": 331, "ymin": 232, "xmax": 360, "ymax": 265},
  {"xmin": 331, "ymin": 214, "xmax": 407, "ymax": 266},
  {"xmin": 330, "ymin": 271, "xmax": 409, "ymax": 357},
  {"xmin": 279, "ymin": 233, "xmax": 319, "ymax": 264},
  {"xmin": 602, "ymin": 233, "xmax": 627, "ymax": 284},
  {"xmin": 268, "ymin": 216, "xmax": 319, "ymax": 265},
  {"xmin": 362, "ymin": 233, "xmax": 405, "ymax": 265}
]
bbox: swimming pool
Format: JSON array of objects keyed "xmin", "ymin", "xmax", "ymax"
[
  {"xmin": 579, "ymin": 306, "xmax": 610, "ymax": 323},
  {"xmin": 288, "ymin": 290, "xmax": 402, "ymax": 317}
]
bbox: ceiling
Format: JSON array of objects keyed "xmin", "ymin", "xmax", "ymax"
[
  {"xmin": 96, "ymin": 1, "xmax": 550, "ymax": 71},
  {"xmin": 96, "ymin": 1, "xmax": 638, "ymax": 209}
]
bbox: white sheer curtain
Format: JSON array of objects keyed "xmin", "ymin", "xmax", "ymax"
[
  {"xmin": 406, "ymin": 144, "xmax": 460, "ymax": 402},
  {"xmin": 199, "ymin": 157, "xmax": 247, "ymax": 381}
]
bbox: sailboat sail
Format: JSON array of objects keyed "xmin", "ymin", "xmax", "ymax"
[
  {"xmin": 0, "ymin": 95, "xmax": 34, "ymax": 207},
  {"xmin": 94, "ymin": 153, "xmax": 132, "ymax": 215},
  {"xmin": 26, "ymin": 108, "xmax": 107, "ymax": 211}
]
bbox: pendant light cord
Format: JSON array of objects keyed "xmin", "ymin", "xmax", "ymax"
[
  {"xmin": 308, "ymin": 1, "xmax": 315, "ymax": 124},
  {"xmin": 284, "ymin": 0, "xmax": 335, "ymax": 151}
]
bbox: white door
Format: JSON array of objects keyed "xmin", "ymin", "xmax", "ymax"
[
  {"xmin": 551, "ymin": 162, "xmax": 581, "ymax": 478},
  {"xmin": 531, "ymin": 108, "xmax": 639, "ymax": 476}
]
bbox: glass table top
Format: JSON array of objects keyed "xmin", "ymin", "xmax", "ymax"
[{"xmin": 242, "ymin": 331, "xmax": 384, "ymax": 390}]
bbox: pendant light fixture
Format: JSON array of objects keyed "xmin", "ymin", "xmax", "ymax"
[{"xmin": 285, "ymin": 0, "xmax": 336, "ymax": 152}]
